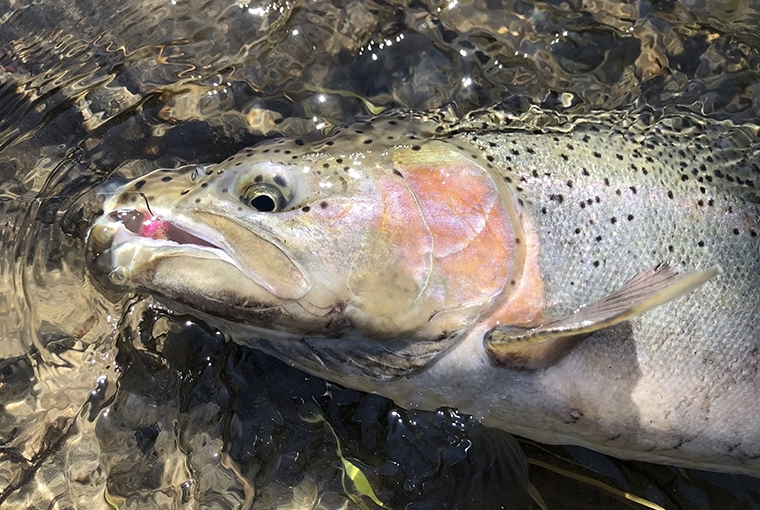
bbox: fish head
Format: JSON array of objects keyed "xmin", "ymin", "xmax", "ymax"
[{"xmin": 87, "ymin": 120, "xmax": 530, "ymax": 344}]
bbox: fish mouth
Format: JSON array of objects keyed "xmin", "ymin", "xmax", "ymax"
[
  {"xmin": 87, "ymin": 206, "xmax": 311, "ymax": 301},
  {"xmin": 87, "ymin": 207, "xmax": 238, "ymax": 289},
  {"xmin": 106, "ymin": 209, "xmax": 220, "ymax": 250}
]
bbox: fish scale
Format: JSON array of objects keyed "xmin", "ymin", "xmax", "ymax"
[
  {"xmin": 469, "ymin": 118, "xmax": 759, "ymax": 315},
  {"xmin": 453, "ymin": 114, "xmax": 760, "ymax": 465}
]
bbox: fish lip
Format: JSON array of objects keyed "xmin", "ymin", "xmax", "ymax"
[
  {"xmin": 90, "ymin": 207, "xmax": 237, "ymax": 271},
  {"xmin": 102, "ymin": 208, "xmax": 223, "ymax": 252},
  {"xmin": 106, "ymin": 208, "xmax": 222, "ymax": 251},
  {"xmin": 91, "ymin": 207, "xmax": 294, "ymax": 295}
]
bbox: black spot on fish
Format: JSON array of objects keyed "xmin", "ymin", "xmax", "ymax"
[
  {"xmin": 603, "ymin": 177, "xmax": 610, "ymax": 186},
  {"xmin": 326, "ymin": 141, "xmax": 334, "ymax": 146},
  {"xmin": 323, "ymin": 163, "xmax": 330, "ymax": 168},
  {"xmin": 697, "ymin": 199, "xmax": 704, "ymax": 207},
  {"xmin": 364, "ymin": 139, "xmax": 373, "ymax": 144},
  {"xmin": 320, "ymin": 201, "xmax": 328, "ymax": 209},
  {"xmin": 593, "ymin": 260, "xmax": 600, "ymax": 267},
  {"xmin": 526, "ymin": 147, "xmax": 535, "ymax": 154},
  {"xmin": 595, "ymin": 235, "xmax": 602, "ymax": 242},
  {"xmin": 336, "ymin": 158, "xmax": 343, "ymax": 164},
  {"xmin": 541, "ymin": 207, "xmax": 547, "ymax": 214},
  {"xmin": 134, "ymin": 180, "xmax": 146, "ymax": 190},
  {"xmin": 668, "ymin": 245, "xmax": 673, "ymax": 252},
  {"xmin": 295, "ymin": 139, "xmax": 304, "ymax": 146},
  {"xmin": 733, "ymin": 228, "xmax": 740, "ymax": 235},
  {"xmin": 302, "ymin": 206, "xmax": 311, "ymax": 212},
  {"xmin": 201, "ymin": 183, "xmax": 208, "ymax": 188},
  {"xmin": 698, "ymin": 240, "xmax": 705, "ymax": 247},
  {"xmin": 194, "ymin": 198, "xmax": 200, "ymax": 204},
  {"xmin": 515, "ymin": 237, "xmax": 521, "ymax": 244},
  {"xmin": 750, "ymin": 230, "xmax": 757, "ymax": 237},
  {"xmin": 254, "ymin": 175, "xmax": 263, "ymax": 183},
  {"xmin": 593, "ymin": 151, "xmax": 601, "ymax": 158},
  {"xmin": 161, "ymin": 176, "xmax": 172, "ymax": 182},
  {"xmin": 487, "ymin": 155, "xmax": 495, "ymax": 163},
  {"xmin": 561, "ymin": 154, "xmax": 568, "ymax": 161},
  {"xmin": 627, "ymin": 214, "xmax": 634, "ymax": 221},
  {"xmin": 629, "ymin": 186, "xmax": 637, "ymax": 194},
  {"xmin": 274, "ymin": 175, "xmax": 287, "ymax": 187},
  {"xmin": 616, "ymin": 154, "xmax": 623, "ymax": 161},
  {"xmin": 566, "ymin": 180, "xmax": 573, "ymax": 188},
  {"xmin": 392, "ymin": 169, "xmax": 403, "ymax": 178},
  {"xmin": 582, "ymin": 134, "xmax": 590, "ymax": 143},
  {"xmin": 681, "ymin": 174, "xmax": 689, "ymax": 182},
  {"xmin": 581, "ymin": 168, "xmax": 589, "ymax": 176},
  {"xmin": 611, "ymin": 216, "xmax": 617, "ymax": 224},
  {"xmin": 667, "ymin": 190, "xmax": 674, "ymax": 199},
  {"xmin": 574, "ymin": 227, "xmax": 581, "ymax": 234}
]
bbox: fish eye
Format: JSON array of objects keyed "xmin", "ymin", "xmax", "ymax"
[{"xmin": 242, "ymin": 183, "xmax": 284, "ymax": 212}]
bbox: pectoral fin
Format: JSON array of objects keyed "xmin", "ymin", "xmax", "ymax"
[{"xmin": 485, "ymin": 264, "xmax": 720, "ymax": 370}]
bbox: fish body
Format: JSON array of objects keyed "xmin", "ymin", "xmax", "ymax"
[{"xmin": 87, "ymin": 109, "xmax": 760, "ymax": 475}]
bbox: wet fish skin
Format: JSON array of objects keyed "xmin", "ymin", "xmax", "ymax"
[
  {"xmin": 87, "ymin": 109, "xmax": 760, "ymax": 476},
  {"xmin": 415, "ymin": 112, "xmax": 760, "ymax": 474}
]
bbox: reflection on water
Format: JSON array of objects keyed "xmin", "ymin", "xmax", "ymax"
[{"xmin": 0, "ymin": 0, "xmax": 759, "ymax": 508}]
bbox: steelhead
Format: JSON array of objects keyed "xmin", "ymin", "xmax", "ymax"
[{"xmin": 87, "ymin": 108, "xmax": 760, "ymax": 475}]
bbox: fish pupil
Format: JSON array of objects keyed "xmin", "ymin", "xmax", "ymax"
[{"xmin": 251, "ymin": 194, "xmax": 276, "ymax": 212}]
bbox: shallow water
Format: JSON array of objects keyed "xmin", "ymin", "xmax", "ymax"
[{"xmin": 1, "ymin": 0, "xmax": 760, "ymax": 508}]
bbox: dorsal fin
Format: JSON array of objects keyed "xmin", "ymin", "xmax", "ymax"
[{"xmin": 485, "ymin": 264, "xmax": 720, "ymax": 371}]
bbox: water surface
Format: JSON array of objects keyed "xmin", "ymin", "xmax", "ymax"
[{"xmin": 1, "ymin": 0, "xmax": 760, "ymax": 508}]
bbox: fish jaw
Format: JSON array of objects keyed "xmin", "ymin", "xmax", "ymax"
[{"xmin": 87, "ymin": 203, "xmax": 325, "ymax": 331}]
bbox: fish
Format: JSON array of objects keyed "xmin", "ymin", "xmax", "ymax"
[{"xmin": 86, "ymin": 108, "xmax": 760, "ymax": 476}]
